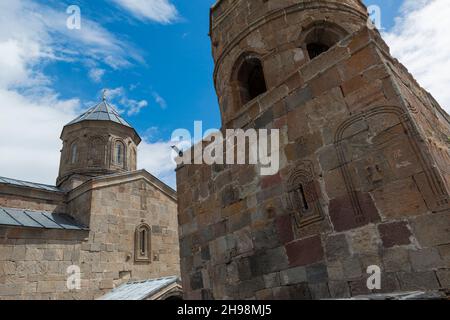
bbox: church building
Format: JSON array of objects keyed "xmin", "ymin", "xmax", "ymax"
[{"xmin": 0, "ymin": 98, "xmax": 181, "ymax": 300}]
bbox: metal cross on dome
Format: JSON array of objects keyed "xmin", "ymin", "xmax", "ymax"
[{"xmin": 102, "ymin": 89, "xmax": 108, "ymax": 102}]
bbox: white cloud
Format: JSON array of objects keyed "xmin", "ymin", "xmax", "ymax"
[
  {"xmin": 125, "ymin": 99, "xmax": 149, "ymax": 116},
  {"xmin": 0, "ymin": 0, "xmax": 173, "ymax": 187},
  {"xmin": 89, "ymin": 68, "xmax": 106, "ymax": 83},
  {"xmin": 0, "ymin": 90, "xmax": 80, "ymax": 185},
  {"xmin": 138, "ymin": 140, "xmax": 177, "ymax": 189},
  {"xmin": 102, "ymin": 87, "xmax": 149, "ymax": 116},
  {"xmin": 111, "ymin": 0, "xmax": 179, "ymax": 24},
  {"xmin": 383, "ymin": 0, "xmax": 450, "ymax": 113},
  {"xmin": 153, "ymin": 92, "xmax": 168, "ymax": 109}
]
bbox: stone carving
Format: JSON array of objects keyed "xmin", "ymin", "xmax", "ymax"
[
  {"xmin": 286, "ymin": 161, "xmax": 324, "ymax": 231},
  {"xmin": 334, "ymin": 106, "xmax": 449, "ymax": 219}
]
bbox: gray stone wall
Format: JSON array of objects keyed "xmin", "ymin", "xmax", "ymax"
[
  {"xmin": 0, "ymin": 175, "xmax": 180, "ymax": 300},
  {"xmin": 176, "ymin": 9, "xmax": 450, "ymax": 299}
]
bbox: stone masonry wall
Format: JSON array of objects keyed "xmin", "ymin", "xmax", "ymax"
[
  {"xmin": 0, "ymin": 176, "xmax": 180, "ymax": 300},
  {"xmin": 176, "ymin": 26, "xmax": 450, "ymax": 299}
]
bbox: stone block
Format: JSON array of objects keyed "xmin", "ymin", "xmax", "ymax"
[
  {"xmin": 285, "ymin": 235, "xmax": 324, "ymax": 267},
  {"xmin": 397, "ymin": 271, "xmax": 440, "ymax": 291},
  {"xmin": 324, "ymin": 234, "xmax": 350, "ymax": 261},
  {"xmin": 309, "ymin": 283, "xmax": 330, "ymax": 299},
  {"xmin": 348, "ymin": 225, "xmax": 380, "ymax": 255},
  {"xmin": 409, "ymin": 248, "xmax": 444, "ymax": 272},
  {"xmin": 379, "ymin": 272, "xmax": 401, "ymax": 294},
  {"xmin": 236, "ymin": 257, "xmax": 252, "ymax": 281},
  {"xmin": 255, "ymin": 288, "xmax": 274, "ymax": 300},
  {"xmin": 329, "ymin": 192, "xmax": 380, "ymax": 232},
  {"xmin": 382, "ymin": 247, "xmax": 412, "ymax": 272},
  {"xmin": 436, "ymin": 269, "xmax": 450, "ymax": 289},
  {"xmin": 238, "ymin": 277, "xmax": 265, "ymax": 299},
  {"xmin": 310, "ymin": 67, "xmax": 342, "ymax": 97},
  {"xmin": 263, "ymin": 272, "xmax": 280, "ymax": 289},
  {"xmin": 288, "ymin": 283, "xmax": 312, "ymax": 300},
  {"xmin": 249, "ymin": 246, "xmax": 289, "ymax": 276},
  {"xmin": 285, "ymin": 87, "xmax": 312, "ymax": 111},
  {"xmin": 190, "ymin": 271, "xmax": 204, "ymax": 291},
  {"xmin": 306, "ymin": 263, "xmax": 328, "ymax": 284},
  {"xmin": 272, "ymin": 286, "xmax": 290, "ymax": 300},
  {"xmin": 349, "ymin": 278, "xmax": 371, "ymax": 296},
  {"xmin": 342, "ymin": 257, "xmax": 363, "ymax": 280},
  {"xmin": 437, "ymin": 244, "xmax": 450, "ymax": 263},
  {"xmin": 275, "ymin": 214, "xmax": 294, "ymax": 245},
  {"xmin": 280, "ymin": 266, "xmax": 307, "ymax": 286},
  {"xmin": 328, "ymin": 281, "xmax": 351, "ymax": 298},
  {"xmin": 411, "ymin": 212, "xmax": 450, "ymax": 247},
  {"xmin": 378, "ymin": 221, "xmax": 412, "ymax": 248},
  {"xmin": 372, "ymin": 178, "xmax": 427, "ymax": 219},
  {"xmin": 327, "ymin": 260, "xmax": 344, "ymax": 281}
]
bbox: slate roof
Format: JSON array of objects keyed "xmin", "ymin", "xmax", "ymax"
[
  {"xmin": 0, "ymin": 176, "xmax": 62, "ymax": 192},
  {"xmin": 99, "ymin": 276, "xmax": 180, "ymax": 300},
  {"xmin": 66, "ymin": 100, "xmax": 132, "ymax": 128},
  {"xmin": 0, "ymin": 207, "xmax": 88, "ymax": 231}
]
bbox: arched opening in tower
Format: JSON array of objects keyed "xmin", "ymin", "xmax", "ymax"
[
  {"xmin": 237, "ymin": 57, "xmax": 267, "ymax": 106},
  {"xmin": 303, "ymin": 22, "xmax": 348, "ymax": 61},
  {"xmin": 307, "ymin": 43, "xmax": 331, "ymax": 60}
]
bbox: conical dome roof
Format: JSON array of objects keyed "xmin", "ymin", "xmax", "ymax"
[{"xmin": 67, "ymin": 100, "xmax": 132, "ymax": 128}]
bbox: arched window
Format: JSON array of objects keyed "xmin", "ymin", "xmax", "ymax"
[
  {"xmin": 302, "ymin": 22, "xmax": 348, "ymax": 60},
  {"xmin": 115, "ymin": 141, "xmax": 125, "ymax": 166},
  {"xmin": 135, "ymin": 223, "xmax": 151, "ymax": 263},
  {"xmin": 234, "ymin": 55, "xmax": 267, "ymax": 107},
  {"xmin": 70, "ymin": 143, "xmax": 78, "ymax": 164}
]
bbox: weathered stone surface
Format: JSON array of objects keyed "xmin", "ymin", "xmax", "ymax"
[
  {"xmin": 436, "ymin": 270, "xmax": 450, "ymax": 288},
  {"xmin": 309, "ymin": 283, "xmax": 331, "ymax": 299},
  {"xmin": 329, "ymin": 192, "xmax": 380, "ymax": 232},
  {"xmin": 324, "ymin": 234, "xmax": 351, "ymax": 261},
  {"xmin": 378, "ymin": 221, "xmax": 412, "ymax": 248},
  {"xmin": 0, "ymin": 158, "xmax": 180, "ymax": 300},
  {"xmin": 382, "ymin": 248, "xmax": 412, "ymax": 273},
  {"xmin": 409, "ymin": 248, "xmax": 444, "ymax": 272},
  {"xmin": 306, "ymin": 263, "xmax": 328, "ymax": 284},
  {"xmin": 411, "ymin": 212, "xmax": 450, "ymax": 247},
  {"xmin": 397, "ymin": 272, "xmax": 440, "ymax": 291},
  {"xmin": 285, "ymin": 236, "xmax": 324, "ymax": 267},
  {"xmin": 176, "ymin": 0, "xmax": 450, "ymax": 301},
  {"xmin": 280, "ymin": 266, "xmax": 307, "ymax": 286},
  {"xmin": 288, "ymin": 283, "xmax": 312, "ymax": 300},
  {"xmin": 328, "ymin": 281, "xmax": 351, "ymax": 298},
  {"xmin": 249, "ymin": 247, "xmax": 289, "ymax": 277},
  {"xmin": 348, "ymin": 225, "xmax": 380, "ymax": 255},
  {"xmin": 372, "ymin": 178, "xmax": 427, "ymax": 219},
  {"xmin": 263, "ymin": 272, "xmax": 281, "ymax": 289}
]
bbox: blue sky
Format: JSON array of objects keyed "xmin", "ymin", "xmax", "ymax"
[
  {"xmin": 36, "ymin": 0, "xmax": 403, "ymax": 142},
  {"xmin": 1, "ymin": 0, "xmax": 449, "ymax": 188}
]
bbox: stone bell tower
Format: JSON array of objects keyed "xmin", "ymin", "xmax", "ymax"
[
  {"xmin": 176, "ymin": 0, "xmax": 450, "ymax": 299},
  {"xmin": 57, "ymin": 95, "xmax": 141, "ymax": 190}
]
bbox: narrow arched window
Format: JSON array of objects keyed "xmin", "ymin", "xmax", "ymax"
[
  {"xmin": 235, "ymin": 55, "xmax": 267, "ymax": 106},
  {"xmin": 115, "ymin": 141, "xmax": 125, "ymax": 166},
  {"xmin": 135, "ymin": 223, "xmax": 151, "ymax": 263},
  {"xmin": 71, "ymin": 143, "xmax": 78, "ymax": 164},
  {"xmin": 302, "ymin": 22, "xmax": 348, "ymax": 60}
]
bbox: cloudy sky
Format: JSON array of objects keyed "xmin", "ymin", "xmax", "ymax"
[{"xmin": 0, "ymin": 0, "xmax": 449, "ymax": 189}]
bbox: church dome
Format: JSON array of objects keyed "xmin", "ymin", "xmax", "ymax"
[
  {"xmin": 67, "ymin": 100, "xmax": 132, "ymax": 128},
  {"xmin": 57, "ymin": 95, "xmax": 141, "ymax": 189}
]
